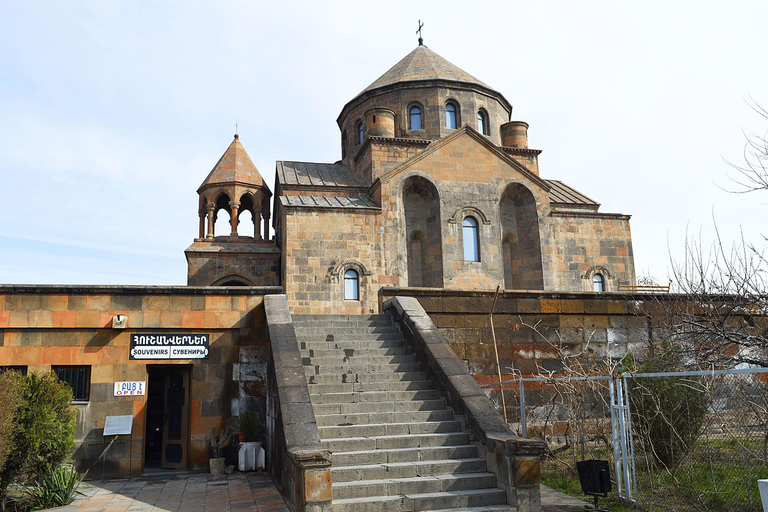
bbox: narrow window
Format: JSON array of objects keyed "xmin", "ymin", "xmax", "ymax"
[
  {"xmin": 356, "ymin": 122, "xmax": 363, "ymax": 144},
  {"xmin": 53, "ymin": 365, "xmax": 91, "ymax": 401},
  {"xmin": 477, "ymin": 109, "xmax": 489, "ymax": 135},
  {"xmin": 341, "ymin": 130, "xmax": 347, "ymax": 158},
  {"xmin": 593, "ymin": 273, "xmax": 604, "ymax": 292},
  {"xmin": 409, "ymin": 106, "xmax": 422, "ymax": 130},
  {"xmin": 446, "ymin": 102, "xmax": 458, "ymax": 129},
  {"xmin": 344, "ymin": 269, "xmax": 359, "ymax": 300},
  {"xmin": 462, "ymin": 217, "xmax": 480, "ymax": 262}
]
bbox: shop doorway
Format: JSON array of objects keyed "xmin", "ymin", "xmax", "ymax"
[{"xmin": 144, "ymin": 366, "xmax": 190, "ymax": 470}]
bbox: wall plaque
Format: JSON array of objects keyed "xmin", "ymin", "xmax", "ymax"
[
  {"xmin": 130, "ymin": 334, "xmax": 209, "ymax": 360},
  {"xmin": 104, "ymin": 415, "xmax": 133, "ymax": 436}
]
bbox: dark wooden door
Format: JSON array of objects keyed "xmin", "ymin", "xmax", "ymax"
[{"xmin": 161, "ymin": 368, "xmax": 190, "ymax": 469}]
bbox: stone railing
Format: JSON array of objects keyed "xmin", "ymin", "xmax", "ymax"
[
  {"xmin": 264, "ymin": 295, "xmax": 332, "ymax": 512},
  {"xmin": 384, "ymin": 296, "xmax": 547, "ymax": 512}
]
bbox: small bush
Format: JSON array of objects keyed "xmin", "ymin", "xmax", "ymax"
[
  {"xmin": 0, "ymin": 372, "xmax": 23, "ymax": 475},
  {"xmin": 0, "ymin": 372, "xmax": 77, "ymax": 509},
  {"xmin": 24, "ymin": 464, "xmax": 85, "ymax": 510},
  {"xmin": 627, "ymin": 353, "xmax": 708, "ymax": 468}
]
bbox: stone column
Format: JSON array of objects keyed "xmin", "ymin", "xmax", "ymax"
[
  {"xmin": 263, "ymin": 213, "xmax": 270, "ymax": 242},
  {"xmin": 198, "ymin": 209, "xmax": 206, "ymax": 238},
  {"xmin": 229, "ymin": 201, "xmax": 240, "ymax": 237},
  {"xmin": 253, "ymin": 206, "xmax": 263, "ymax": 240},
  {"xmin": 206, "ymin": 203, "xmax": 215, "ymax": 239}
]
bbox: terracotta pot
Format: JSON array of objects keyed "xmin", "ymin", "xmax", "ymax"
[{"xmin": 209, "ymin": 457, "xmax": 226, "ymax": 475}]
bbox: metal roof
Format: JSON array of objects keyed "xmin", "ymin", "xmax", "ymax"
[
  {"xmin": 546, "ymin": 180, "xmax": 599, "ymax": 207},
  {"xmin": 279, "ymin": 195, "xmax": 379, "ymax": 209},
  {"xmin": 277, "ymin": 161, "xmax": 367, "ymax": 188}
]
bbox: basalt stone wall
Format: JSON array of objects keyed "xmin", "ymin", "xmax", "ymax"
[
  {"xmin": 380, "ymin": 287, "xmax": 656, "ymax": 419},
  {"xmin": 0, "ymin": 285, "xmax": 281, "ymax": 478}
]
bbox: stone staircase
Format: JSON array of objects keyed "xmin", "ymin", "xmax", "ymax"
[{"xmin": 293, "ymin": 314, "xmax": 515, "ymax": 512}]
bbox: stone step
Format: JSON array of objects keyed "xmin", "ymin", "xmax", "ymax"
[
  {"xmin": 315, "ymin": 409, "xmax": 455, "ymax": 427},
  {"xmin": 332, "ymin": 488, "xmax": 509, "ymax": 512},
  {"xmin": 309, "ymin": 380, "xmax": 434, "ymax": 395},
  {"xmin": 333, "ymin": 473, "xmax": 498, "ymax": 500},
  {"xmin": 321, "ymin": 432, "xmax": 469, "ymax": 452},
  {"xmin": 301, "ymin": 350, "xmax": 419, "ymax": 366},
  {"xmin": 296, "ymin": 333, "xmax": 403, "ymax": 342},
  {"xmin": 419, "ymin": 507, "xmax": 515, "ymax": 512},
  {"xmin": 303, "ymin": 362, "xmax": 424, "ymax": 375},
  {"xmin": 319, "ymin": 420, "xmax": 461, "ymax": 439},
  {"xmin": 313, "ymin": 398, "xmax": 447, "ymax": 415},
  {"xmin": 331, "ymin": 458, "xmax": 488, "ymax": 483},
  {"xmin": 293, "ymin": 314, "xmax": 391, "ymax": 321},
  {"xmin": 301, "ymin": 346, "xmax": 413, "ymax": 359},
  {"xmin": 306, "ymin": 371, "xmax": 428, "ymax": 385},
  {"xmin": 303, "ymin": 354, "xmax": 418, "ymax": 366},
  {"xmin": 310, "ymin": 390, "xmax": 440, "ymax": 405},
  {"xmin": 295, "ymin": 326, "xmax": 401, "ymax": 335},
  {"xmin": 300, "ymin": 339, "xmax": 407, "ymax": 351},
  {"xmin": 332, "ymin": 445, "xmax": 479, "ymax": 466}
]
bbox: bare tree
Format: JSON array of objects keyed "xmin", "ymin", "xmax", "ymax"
[
  {"xmin": 726, "ymin": 98, "xmax": 768, "ymax": 194},
  {"xmin": 646, "ymin": 101, "xmax": 768, "ymax": 368}
]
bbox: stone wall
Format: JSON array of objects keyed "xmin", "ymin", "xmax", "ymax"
[
  {"xmin": 547, "ymin": 212, "xmax": 635, "ymax": 291},
  {"xmin": 186, "ymin": 241, "xmax": 281, "ymax": 286},
  {"xmin": 0, "ymin": 285, "xmax": 281, "ymax": 477},
  {"xmin": 380, "ymin": 288, "xmax": 654, "ymax": 419}
]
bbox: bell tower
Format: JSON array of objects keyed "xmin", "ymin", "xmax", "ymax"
[{"xmin": 185, "ymin": 134, "xmax": 281, "ymax": 286}]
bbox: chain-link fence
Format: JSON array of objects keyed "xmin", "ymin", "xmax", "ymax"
[{"xmin": 485, "ymin": 368, "xmax": 768, "ymax": 512}]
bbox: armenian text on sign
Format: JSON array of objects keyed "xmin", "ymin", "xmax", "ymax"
[{"xmin": 130, "ymin": 334, "xmax": 209, "ymax": 359}]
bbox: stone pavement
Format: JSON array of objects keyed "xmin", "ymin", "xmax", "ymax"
[
  {"xmin": 47, "ymin": 474, "xmax": 591, "ymax": 512},
  {"xmin": 48, "ymin": 473, "xmax": 289, "ymax": 512}
]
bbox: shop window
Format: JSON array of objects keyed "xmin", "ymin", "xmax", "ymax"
[
  {"xmin": 462, "ymin": 216, "xmax": 480, "ymax": 261},
  {"xmin": 0, "ymin": 366, "xmax": 27, "ymax": 376},
  {"xmin": 53, "ymin": 365, "xmax": 91, "ymax": 401},
  {"xmin": 344, "ymin": 269, "xmax": 359, "ymax": 300}
]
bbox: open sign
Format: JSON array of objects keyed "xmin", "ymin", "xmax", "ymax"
[{"xmin": 113, "ymin": 381, "xmax": 146, "ymax": 396}]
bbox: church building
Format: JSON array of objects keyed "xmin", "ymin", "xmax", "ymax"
[{"xmin": 186, "ymin": 41, "xmax": 636, "ymax": 312}]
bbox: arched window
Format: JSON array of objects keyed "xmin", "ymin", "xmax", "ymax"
[
  {"xmin": 446, "ymin": 102, "xmax": 458, "ymax": 129},
  {"xmin": 344, "ymin": 269, "xmax": 359, "ymax": 300},
  {"xmin": 356, "ymin": 121, "xmax": 363, "ymax": 144},
  {"xmin": 462, "ymin": 217, "xmax": 480, "ymax": 262},
  {"xmin": 593, "ymin": 273, "xmax": 604, "ymax": 292},
  {"xmin": 409, "ymin": 106, "xmax": 422, "ymax": 130},
  {"xmin": 477, "ymin": 109, "xmax": 489, "ymax": 135}
]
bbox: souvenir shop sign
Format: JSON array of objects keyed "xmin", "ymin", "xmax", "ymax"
[{"xmin": 130, "ymin": 334, "xmax": 209, "ymax": 360}]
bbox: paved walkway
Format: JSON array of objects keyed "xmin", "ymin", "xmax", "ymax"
[
  {"xmin": 49, "ymin": 474, "xmax": 591, "ymax": 512},
  {"xmin": 50, "ymin": 473, "xmax": 289, "ymax": 512}
]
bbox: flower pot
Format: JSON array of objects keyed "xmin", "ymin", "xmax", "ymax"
[
  {"xmin": 238, "ymin": 442, "xmax": 261, "ymax": 472},
  {"xmin": 209, "ymin": 457, "xmax": 226, "ymax": 475}
]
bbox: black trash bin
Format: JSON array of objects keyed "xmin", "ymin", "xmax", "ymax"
[{"xmin": 576, "ymin": 459, "xmax": 611, "ymax": 509}]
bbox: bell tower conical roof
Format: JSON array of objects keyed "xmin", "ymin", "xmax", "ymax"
[{"xmin": 197, "ymin": 134, "xmax": 268, "ymax": 193}]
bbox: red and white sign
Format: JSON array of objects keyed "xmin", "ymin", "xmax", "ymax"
[{"xmin": 114, "ymin": 381, "xmax": 145, "ymax": 396}]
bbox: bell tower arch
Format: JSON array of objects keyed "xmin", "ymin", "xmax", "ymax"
[{"xmin": 185, "ymin": 134, "xmax": 280, "ymax": 286}]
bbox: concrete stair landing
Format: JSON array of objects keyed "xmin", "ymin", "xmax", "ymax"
[{"xmin": 293, "ymin": 314, "xmax": 515, "ymax": 512}]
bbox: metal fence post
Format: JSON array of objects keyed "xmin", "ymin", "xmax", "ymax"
[{"xmin": 519, "ymin": 379, "xmax": 526, "ymax": 438}]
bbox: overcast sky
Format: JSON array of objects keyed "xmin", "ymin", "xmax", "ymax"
[{"xmin": 0, "ymin": 1, "xmax": 765, "ymax": 286}]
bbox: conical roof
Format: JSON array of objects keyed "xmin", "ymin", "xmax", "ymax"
[
  {"xmin": 197, "ymin": 135, "xmax": 268, "ymax": 192},
  {"xmin": 361, "ymin": 44, "xmax": 491, "ymax": 94}
]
